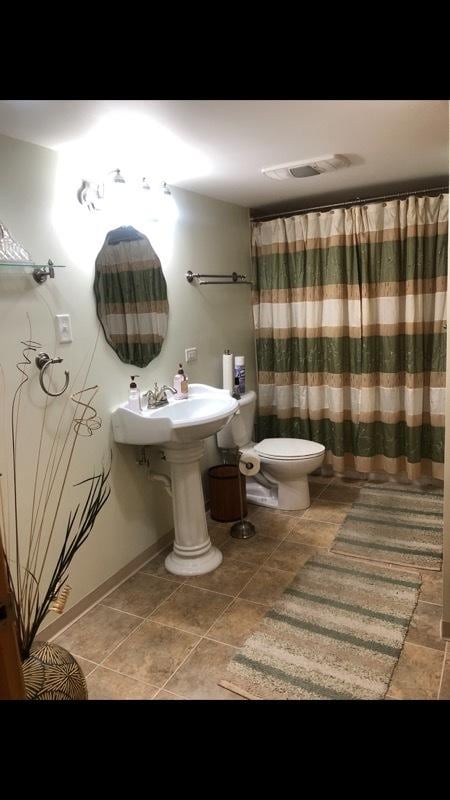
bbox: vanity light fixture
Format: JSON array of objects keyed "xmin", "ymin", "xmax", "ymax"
[
  {"xmin": 77, "ymin": 170, "xmax": 171, "ymax": 211},
  {"xmin": 112, "ymin": 168, "xmax": 125, "ymax": 184}
]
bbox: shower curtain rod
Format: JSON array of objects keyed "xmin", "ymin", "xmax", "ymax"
[{"xmin": 250, "ymin": 185, "xmax": 449, "ymax": 222}]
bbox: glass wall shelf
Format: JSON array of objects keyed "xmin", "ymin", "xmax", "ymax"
[{"xmin": 0, "ymin": 260, "xmax": 66, "ymax": 284}]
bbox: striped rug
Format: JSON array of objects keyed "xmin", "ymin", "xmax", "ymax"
[
  {"xmin": 330, "ymin": 482, "xmax": 443, "ymax": 571},
  {"xmin": 220, "ymin": 553, "xmax": 421, "ymax": 700}
]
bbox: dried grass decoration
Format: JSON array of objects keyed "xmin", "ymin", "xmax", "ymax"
[{"xmin": 0, "ymin": 337, "xmax": 111, "ymax": 660}]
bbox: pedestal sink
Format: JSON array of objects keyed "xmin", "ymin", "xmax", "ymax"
[{"xmin": 111, "ymin": 384, "xmax": 238, "ymax": 576}]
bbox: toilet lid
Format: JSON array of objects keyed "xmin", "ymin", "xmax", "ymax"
[{"xmin": 255, "ymin": 438, "xmax": 325, "ymax": 460}]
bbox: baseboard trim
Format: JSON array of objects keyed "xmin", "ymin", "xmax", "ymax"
[
  {"xmin": 39, "ymin": 530, "xmax": 174, "ymax": 642},
  {"xmin": 441, "ymin": 619, "xmax": 450, "ymax": 640}
]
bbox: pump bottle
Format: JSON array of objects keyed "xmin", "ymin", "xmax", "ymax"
[
  {"xmin": 173, "ymin": 364, "xmax": 189, "ymax": 399},
  {"xmin": 128, "ymin": 376, "xmax": 141, "ymax": 411}
]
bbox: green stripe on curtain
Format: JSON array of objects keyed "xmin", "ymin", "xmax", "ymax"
[
  {"xmin": 257, "ymin": 417, "xmax": 444, "ymax": 464},
  {"xmin": 256, "ymin": 334, "xmax": 446, "ymax": 374},
  {"xmin": 254, "ymin": 236, "xmax": 448, "ymax": 289}
]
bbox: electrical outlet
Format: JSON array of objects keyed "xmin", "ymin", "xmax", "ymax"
[
  {"xmin": 56, "ymin": 314, "xmax": 73, "ymax": 343},
  {"xmin": 185, "ymin": 347, "xmax": 197, "ymax": 363}
]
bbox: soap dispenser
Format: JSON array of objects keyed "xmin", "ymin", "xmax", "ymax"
[
  {"xmin": 173, "ymin": 364, "xmax": 189, "ymax": 399},
  {"xmin": 128, "ymin": 375, "xmax": 141, "ymax": 411}
]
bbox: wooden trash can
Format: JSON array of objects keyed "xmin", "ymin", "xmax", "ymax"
[{"xmin": 208, "ymin": 465, "xmax": 248, "ymax": 522}]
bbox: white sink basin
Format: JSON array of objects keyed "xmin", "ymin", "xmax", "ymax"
[{"xmin": 112, "ymin": 383, "xmax": 238, "ymax": 445}]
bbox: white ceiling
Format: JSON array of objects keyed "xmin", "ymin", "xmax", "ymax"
[{"xmin": 0, "ymin": 99, "xmax": 448, "ymax": 213}]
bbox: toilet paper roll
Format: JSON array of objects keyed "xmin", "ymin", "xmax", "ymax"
[
  {"xmin": 223, "ymin": 352, "xmax": 234, "ymax": 392},
  {"xmin": 239, "ymin": 453, "xmax": 260, "ymax": 477}
]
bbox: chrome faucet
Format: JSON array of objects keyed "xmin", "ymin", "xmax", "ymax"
[{"xmin": 143, "ymin": 382, "xmax": 178, "ymax": 408}]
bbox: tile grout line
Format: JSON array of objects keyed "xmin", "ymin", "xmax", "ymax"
[
  {"xmin": 85, "ymin": 662, "xmax": 161, "ymax": 695},
  {"xmin": 156, "ymin": 599, "xmax": 238, "ymax": 696},
  {"xmin": 154, "ymin": 688, "xmax": 185, "ymax": 700},
  {"xmin": 93, "ymin": 581, "xmax": 186, "ymax": 671},
  {"xmin": 403, "ymin": 639, "xmax": 446, "ymax": 656}
]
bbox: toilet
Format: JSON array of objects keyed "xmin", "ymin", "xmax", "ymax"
[{"xmin": 216, "ymin": 390, "xmax": 325, "ymax": 511}]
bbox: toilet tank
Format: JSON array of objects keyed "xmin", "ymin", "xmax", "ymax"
[{"xmin": 216, "ymin": 390, "xmax": 256, "ymax": 449}]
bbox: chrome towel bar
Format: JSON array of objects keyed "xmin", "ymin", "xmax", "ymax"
[{"xmin": 185, "ymin": 270, "xmax": 252, "ymax": 285}]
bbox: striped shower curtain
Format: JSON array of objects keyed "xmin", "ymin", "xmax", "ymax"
[{"xmin": 252, "ymin": 194, "xmax": 448, "ymax": 480}]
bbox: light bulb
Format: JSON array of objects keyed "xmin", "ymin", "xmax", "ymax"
[{"xmin": 112, "ymin": 169, "xmax": 125, "ymax": 184}]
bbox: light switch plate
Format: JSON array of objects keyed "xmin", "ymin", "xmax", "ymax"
[
  {"xmin": 56, "ymin": 314, "xmax": 73, "ymax": 343},
  {"xmin": 185, "ymin": 347, "xmax": 197, "ymax": 363}
]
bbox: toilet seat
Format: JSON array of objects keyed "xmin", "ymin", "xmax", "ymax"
[{"xmin": 254, "ymin": 438, "xmax": 326, "ymax": 461}]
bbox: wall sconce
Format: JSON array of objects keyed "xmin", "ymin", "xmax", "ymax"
[{"xmin": 77, "ymin": 170, "xmax": 171, "ymax": 212}]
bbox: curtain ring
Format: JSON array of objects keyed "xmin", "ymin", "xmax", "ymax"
[{"xmin": 35, "ymin": 353, "xmax": 70, "ymax": 397}]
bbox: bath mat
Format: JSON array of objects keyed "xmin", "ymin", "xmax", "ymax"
[
  {"xmin": 219, "ymin": 552, "xmax": 421, "ymax": 700},
  {"xmin": 330, "ymin": 482, "xmax": 443, "ymax": 571}
]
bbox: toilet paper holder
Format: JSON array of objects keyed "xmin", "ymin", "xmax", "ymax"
[{"xmin": 229, "ymin": 450, "xmax": 257, "ymax": 540}]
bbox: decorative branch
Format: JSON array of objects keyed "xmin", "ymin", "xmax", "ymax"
[{"xmin": 0, "ymin": 331, "xmax": 111, "ymax": 660}]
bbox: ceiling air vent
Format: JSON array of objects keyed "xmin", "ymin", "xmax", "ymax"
[{"xmin": 262, "ymin": 154, "xmax": 349, "ymax": 181}]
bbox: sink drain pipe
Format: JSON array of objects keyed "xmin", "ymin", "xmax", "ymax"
[{"xmin": 147, "ymin": 470, "xmax": 172, "ymax": 497}]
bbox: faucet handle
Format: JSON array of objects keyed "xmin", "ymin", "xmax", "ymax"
[{"xmin": 161, "ymin": 384, "xmax": 178, "ymax": 397}]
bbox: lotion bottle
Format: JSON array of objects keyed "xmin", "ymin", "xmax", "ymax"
[
  {"xmin": 173, "ymin": 364, "xmax": 189, "ymax": 399},
  {"xmin": 128, "ymin": 376, "xmax": 141, "ymax": 411}
]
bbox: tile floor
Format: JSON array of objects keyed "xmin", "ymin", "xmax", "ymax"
[{"xmin": 54, "ymin": 474, "xmax": 450, "ymax": 700}]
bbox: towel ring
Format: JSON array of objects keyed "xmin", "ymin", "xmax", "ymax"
[{"xmin": 35, "ymin": 352, "xmax": 70, "ymax": 397}]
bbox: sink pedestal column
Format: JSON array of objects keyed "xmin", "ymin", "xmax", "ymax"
[{"xmin": 164, "ymin": 442, "xmax": 223, "ymax": 576}]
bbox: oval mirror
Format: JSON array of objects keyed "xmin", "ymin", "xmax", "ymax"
[{"xmin": 94, "ymin": 225, "xmax": 169, "ymax": 368}]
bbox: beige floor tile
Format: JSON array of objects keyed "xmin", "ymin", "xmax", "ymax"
[
  {"xmin": 386, "ymin": 643, "xmax": 444, "ymax": 700},
  {"xmin": 239, "ymin": 565, "xmax": 296, "ymax": 605},
  {"xmin": 206, "ymin": 513, "xmax": 232, "ymax": 531},
  {"xmin": 309, "ymin": 482, "xmax": 326, "ymax": 499},
  {"xmin": 334, "ymin": 476, "xmax": 368, "ymax": 486},
  {"xmin": 419, "ymin": 571, "xmax": 443, "ymax": 606},
  {"xmin": 101, "ymin": 572, "xmax": 179, "ymax": 617},
  {"xmin": 438, "ymin": 656, "xmax": 450, "ymax": 699},
  {"xmin": 265, "ymin": 540, "xmax": 318, "ymax": 572},
  {"xmin": 185, "ymin": 558, "xmax": 257, "ymax": 596},
  {"xmin": 103, "ymin": 620, "xmax": 199, "ymax": 687},
  {"xmin": 207, "ymin": 599, "xmax": 269, "ymax": 647},
  {"xmin": 150, "ymin": 584, "xmax": 231, "ymax": 635},
  {"xmin": 54, "ymin": 605, "xmax": 141, "ymax": 663},
  {"xmin": 75, "ymin": 656, "xmax": 98, "ymax": 678},
  {"xmin": 209, "ymin": 525, "xmax": 232, "ymax": 548},
  {"xmin": 308, "ymin": 474, "xmax": 334, "ymax": 486},
  {"xmin": 140, "ymin": 546, "xmax": 183, "ymax": 582},
  {"xmin": 246, "ymin": 502, "xmax": 264, "ymax": 516},
  {"xmin": 153, "ymin": 690, "xmax": 185, "ymax": 700},
  {"xmin": 221, "ymin": 534, "xmax": 279, "ymax": 565},
  {"xmin": 318, "ymin": 485, "xmax": 362, "ymax": 504},
  {"xmin": 406, "ymin": 601, "xmax": 446, "ymax": 651},
  {"xmin": 288, "ymin": 518, "xmax": 341, "ymax": 548},
  {"xmin": 164, "ymin": 638, "xmax": 242, "ymax": 700},
  {"xmin": 87, "ymin": 666, "xmax": 158, "ymax": 700},
  {"xmin": 244, "ymin": 508, "xmax": 300, "ymax": 540},
  {"xmin": 303, "ymin": 499, "xmax": 352, "ymax": 525}
]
